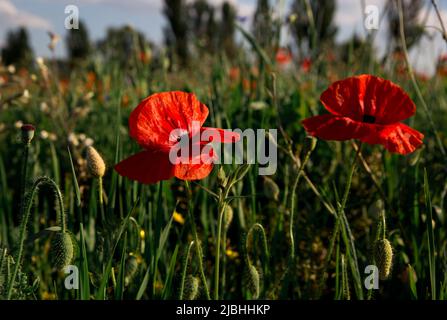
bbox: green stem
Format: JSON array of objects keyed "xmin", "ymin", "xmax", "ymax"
[
  {"xmin": 341, "ymin": 144, "xmax": 362, "ymax": 209},
  {"xmin": 317, "ymin": 218, "xmax": 340, "ymax": 298},
  {"xmin": 19, "ymin": 143, "xmax": 30, "ymax": 214},
  {"xmin": 214, "ymin": 197, "xmax": 226, "ymax": 300},
  {"xmin": 381, "ymin": 211, "xmax": 387, "ymax": 240},
  {"xmin": 184, "ymin": 181, "xmax": 211, "ymax": 300},
  {"xmin": 6, "ymin": 177, "xmax": 65, "ymax": 299},
  {"xmin": 179, "ymin": 241, "xmax": 194, "ymax": 300},
  {"xmin": 289, "ymin": 148, "xmax": 314, "ymax": 260},
  {"xmin": 337, "ymin": 143, "xmax": 364, "ymax": 299},
  {"xmin": 98, "ymin": 177, "xmax": 105, "ymax": 224}
]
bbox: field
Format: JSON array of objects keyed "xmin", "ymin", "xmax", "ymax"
[{"xmin": 1, "ymin": 0, "xmax": 447, "ymax": 301}]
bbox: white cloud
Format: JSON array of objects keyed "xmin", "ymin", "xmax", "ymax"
[
  {"xmin": 0, "ymin": 0, "xmax": 52, "ymax": 30},
  {"xmin": 411, "ymin": 7, "xmax": 447, "ymax": 74}
]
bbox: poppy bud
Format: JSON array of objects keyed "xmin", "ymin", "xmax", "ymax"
[
  {"xmin": 86, "ymin": 146, "xmax": 106, "ymax": 178},
  {"xmin": 21, "ymin": 124, "xmax": 35, "ymax": 145},
  {"xmin": 183, "ymin": 275, "xmax": 200, "ymax": 300},
  {"xmin": 263, "ymin": 176, "xmax": 279, "ymax": 202},
  {"xmin": 245, "ymin": 264, "xmax": 260, "ymax": 299},
  {"xmin": 51, "ymin": 232, "xmax": 76, "ymax": 270},
  {"xmin": 374, "ymin": 239, "xmax": 393, "ymax": 280},
  {"xmin": 224, "ymin": 205, "xmax": 233, "ymax": 231},
  {"xmin": 217, "ymin": 167, "xmax": 227, "ymax": 188}
]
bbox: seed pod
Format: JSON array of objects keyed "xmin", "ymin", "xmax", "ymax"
[
  {"xmin": 51, "ymin": 232, "xmax": 75, "ymax": 270},
  {"xmin": 374, "ymin": 239, "xmax": 393, "ymax": 280},
  {"xmin": 263, "ymin": 177, "xmax": 279, "ymax": 202},
  {"xmin": 224, "ymin": 205, "xmax": 233, "ymax": 231},
  {"xmin": 21, "ymin": 124, "xmax": 35, "ymax": 144},
  {"xmin": 86, "ymin": 146, "xmax": 106, "ymax": 178},
  {"xmin": 245, "ymin": 265, "xmax": 260, "ymax": 299},
  {"xmin": 183, "ymin": 275, "xmax": 200, "ymax": 300}
]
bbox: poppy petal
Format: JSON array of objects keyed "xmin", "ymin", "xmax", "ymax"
[
  {"xmin": 320, "ymin": 76, "xmax": 366, "ymax": 121},
  {"xmin": 174, "ymin": 162, "xmax": 214, "ymax": 181},
  {"xmin": 200, "ymin": 127, "xmax": 241, "ymax": 143},
  {"xmin": 369, "ymin": 123, "xmax": 424, "ymax": 155},
  {"xmin": 302, "ymin": 114, "xmax": 370, "ymax": 141},
  {"xmin": 114, "ymin": 150, "xmax": 175, "ymax": 184},
  {"xmin": 362, "ymin": 76, "xmax": 416, "ymax": 124},
  {"xmin": 129, "ymin": 92, "xmax": 209, "ymax": 149},
  {"xmin": 320, "ymin": 75, "xmax": 416, "ymax": 124}
]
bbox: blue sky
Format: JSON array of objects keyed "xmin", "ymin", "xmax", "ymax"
[{"xmin": 1, "ymin": 0, "xmax": 446, "ymax": 74}]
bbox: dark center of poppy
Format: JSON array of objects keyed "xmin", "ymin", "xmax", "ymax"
[{"xmin": 362, "ymin": 114, "xmax": 376, "ymax": 124}]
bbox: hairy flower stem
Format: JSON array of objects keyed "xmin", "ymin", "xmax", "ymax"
[
  {"xmin": 184, "ymin": 181, "xmax": 211, "ymax": 300},
  {"xmin": 352, "ymin": 142, "xmax": 390, "ymax": 210},
  {"xmin": 317, "ymin": 144, "xmax": 362, "ymax": 298},
  {"xmin": 214, "ymin": 192, "xmax": 229, "ymax": 300},
  {"xmin": 98, "ymin": 177, "xmax": 106, "ymax": 223},
  {"xmin": 179, "ymin": 241, "xmax": 195, "ymax": 300},
  {"xmin": 367, "ymin": 208, "xmax": 387, "ymax": 300},
  {"xmin": 6, "ymin": 177, "xmax": 65, "ymax": 299},
  {"xmin": 19, "ymin": 143, "xmax": 30, "ymax": 215},
  {"xmin": 317, "ymin": 218, "xmax": 340, "ymax": 298},
  {"xmin": 214, "ymin": 180, "xmax": 234, "ymax": 299},
  {"xmin": 337, "ymin": 143, "xmax": 364, "ymax": 299}
]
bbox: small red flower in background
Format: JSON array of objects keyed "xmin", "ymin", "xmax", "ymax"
[
  {"xmin": 229, "ymin": 67, "xmax": 240, "ymax": 81},
  {"xmin": 275, "ymin": 48, "xmax": 292, "ymax": 65},
  {"xmin": 437, "ymin": 53, "xmax": 447, "ymax": 77},
  {"xmin": 301, "ymin": 58, "xmax": 312, "ymax": 73},
  {"xmin": 115, "ymin": 92, "xmax": 240, "ymax": 184},
  {"xmin": 302, "ymin": 75, "xmax": 423, "ymax": 155}
]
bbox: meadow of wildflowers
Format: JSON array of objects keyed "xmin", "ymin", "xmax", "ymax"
[{"xmin": 1, "ymin": 0, "xmax": 447, "ymax": 302}]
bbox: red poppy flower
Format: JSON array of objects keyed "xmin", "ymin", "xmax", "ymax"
[
  {"xmin": 115, "ymin": 91, "xmax": 240, "ymax": 184},
  {"xmin": 276, "ymin": 48, "xmax": 292, "ymax": 65},
  {"xmin": 302, "ymin": 75, "xmax": 423, "ymax": 155}
]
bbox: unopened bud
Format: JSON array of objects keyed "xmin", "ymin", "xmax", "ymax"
[
  {"xmin": 21, "ymin": 124, "xmax": 35, "ymax": 144},
  {"xmin": 217, "ymin": 167, "xmax": 227, "ymax": 188},
  {"xmin": 263, "ymin": 176, "xmax": 280, "ymax": 202},
  {"xmin": 224, "ymin": 205, "xmax": 234, "ymax": 231},
  {"xmin": 245, "ymin": 264, "xmax": 260, "ymax": 299},
  {"xmin": 86, "ymin": 146, "xmax": 106, "ymax": 178},
  {"xmin": 51, "ymin": 232, "xmax": 76, "ymax": 270}
]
